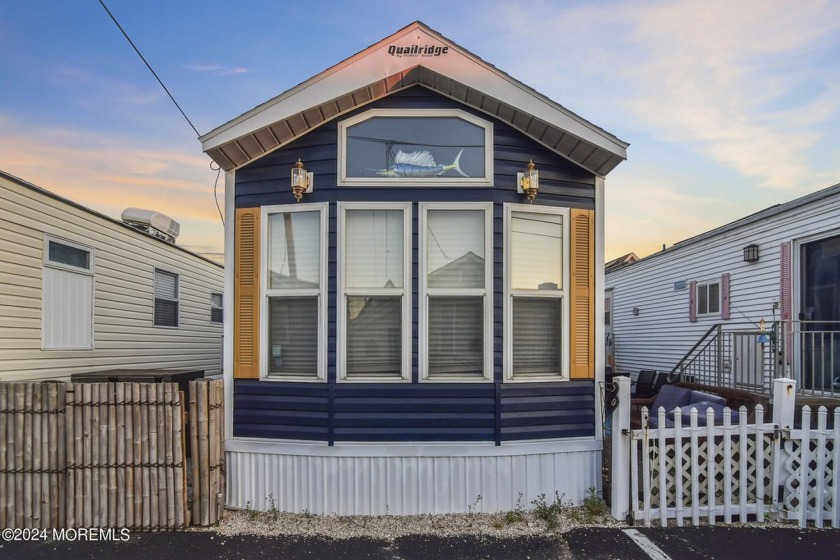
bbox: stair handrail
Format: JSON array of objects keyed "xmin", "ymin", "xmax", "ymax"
[{"xmin": 665, "ymin": 324, "xmax": 722, "ymax": 383}]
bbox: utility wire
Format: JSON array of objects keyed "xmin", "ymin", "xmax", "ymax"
[{"xmin": 98, "ymin": 0, "xmax": 200, "ymax": 137}]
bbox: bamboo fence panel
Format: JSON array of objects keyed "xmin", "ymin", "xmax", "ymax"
[
  {"xmin": 0, "ymin": 380, "xmax": 219, "ymax": 531},
  {"xmin": 189, "ymin": 379, "xmax": 225, "ymax": 526},
  {"xmin": 0, "ymin": 383, "xmax": 66, "ymax": 529},
  {"xmin": 63, "ymin": 382, "xmax": 186, "ymax": 531}
]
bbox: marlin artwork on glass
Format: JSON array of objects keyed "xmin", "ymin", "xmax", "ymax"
[{"xmin": 375, "ymin": 149, "xmax": 469, "ymax": 178}]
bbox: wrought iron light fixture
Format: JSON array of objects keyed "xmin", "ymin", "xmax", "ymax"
[
  {"xmin": 291, "ymin": 159, "xmax": 313, "ymax": 202},
  {"xmin": 743, "ymin": 244, "xmax": 759, "ymax": 263},
  {"xmin": 517, "ymin": 160, "xmax": 539, "ymax": 203}
]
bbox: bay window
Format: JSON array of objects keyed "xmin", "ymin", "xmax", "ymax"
[
  {"xmin": 420, "ymin": 203, "xmax": 493, "ymax": 381},
  {"xmin": 505, "ymin": 204, "xmax": 570, "ymax": 380}
]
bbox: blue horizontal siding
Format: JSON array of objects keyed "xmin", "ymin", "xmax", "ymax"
[
  {"xmin": 233, "ymin": 379, "xmax": 595, "ymax": 442},
  {"xmin": 500, "ymin": 381, "xmax": 595, "ymax": 440},
  {"xmin": 232, "ymin": 87, "xmax": 597, "ymax": 443}
]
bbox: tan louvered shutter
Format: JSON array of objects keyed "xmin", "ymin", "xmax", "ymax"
[
  {"xmin": 234, "ymin": 208, "xmax": 260, "ymax": 378},
  {"xmin": 569, "ymin": 208, "xmax": 594, "ymax": 379}
]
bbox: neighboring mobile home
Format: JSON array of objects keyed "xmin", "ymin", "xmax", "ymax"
[
  {"xmin": 606, "ymin": 182, "xmax": 840, "ymax": 394},
  {"xmin": 202, "ymin": 22, "xmax": 628, "ymax": 514},
  {"xmin": 0, "ymin": 170, "xmax": 224, "ymax": 382}
]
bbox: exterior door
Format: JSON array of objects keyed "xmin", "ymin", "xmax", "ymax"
[{"xmin": 800, "ymin": 234, "xmax": 840, "ymax": 391}]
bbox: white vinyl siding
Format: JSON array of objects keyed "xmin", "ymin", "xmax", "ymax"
[
  {"xmin": 338, "ymin": 202, "xmax": 412, "ymax": 381},
  {"xmin": 261, "ymin": 203, "xmax": 328, "ymax": 381},
  {"xmin": 0, "ymin": 173, "xmax": 224, "ymax": 382},
  {"xmin": 419, "ymin": 202, "xmax": 493, "ymax": 381},
  {"xmin": 605, "ymin": 188, "xmax": 840, "ymax": 377}
]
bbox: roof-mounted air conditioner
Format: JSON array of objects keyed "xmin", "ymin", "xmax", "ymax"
[{"xmin": 121, "ymin": 208, "xmax": 180, "ymax": 244}]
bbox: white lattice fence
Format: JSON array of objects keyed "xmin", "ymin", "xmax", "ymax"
[
  {"xmin": 630, "ymin": 406, "xmax": 776, "ymax": 527},
  {"xmin": 610, "ymin": 377, "xmax": 840, "ymax": 528},
  {"xmin": 777, "ymin": 406, "xmax": 840, "ymax": 528}
]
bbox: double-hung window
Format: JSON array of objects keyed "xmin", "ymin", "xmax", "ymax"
[
  {"xmin": 504, "ymin": 204, "xmax": 570, "ymax": 380},
  {"xmin": 420, "ymin": 203, "xmax": 493, "ymax": 381},
  {"xmin": 338, "ymin": 203, "xmax": 411, "ymax": 381},
  {"xmin": 154, "ymin": 269, "xmax": 179, "ymax": 327},
  {"xmin": 210, "ymin": 293, "xmax": 223, "ymax": 324},
  {"xmin": 263, "ymin": 203, "xmax": 327, "ymax": 380},
  {"xmin": 43, "ymin": 235, "xmax": 94, "ymax": 349}
]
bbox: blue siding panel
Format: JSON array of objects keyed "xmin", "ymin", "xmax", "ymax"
[{"xmin": 232, "ymin": 87, "xmax": 597, "ymax": 443}]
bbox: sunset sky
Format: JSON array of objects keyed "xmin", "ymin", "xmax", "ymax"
[{"xmin": 1, "ymin": 1, "xmax": 839, "ymax": 262}]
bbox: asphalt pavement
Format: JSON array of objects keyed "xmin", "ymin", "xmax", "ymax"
[{"xmin": 1, "ymin": 527, "xmax": 839, "ymax": 559}]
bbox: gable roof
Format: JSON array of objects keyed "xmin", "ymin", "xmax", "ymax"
[{"xmin": 200, "ymin": 21, "xmax": 628, "ymax": 176}]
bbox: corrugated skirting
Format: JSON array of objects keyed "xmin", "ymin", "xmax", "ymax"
[{"xmin": 226, "ymin": 439, "xmax": 601, "ymax": 515}]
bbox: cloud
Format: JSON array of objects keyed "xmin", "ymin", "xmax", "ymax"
[
  {"xmin": 185, "ymin": 64, "xmax": 249, "ymax": 76},
  {"xmin": 476, "ymin": 0, "xmax": 840, "ymax": 191},
  {"xmin": 0, "ymin": 115, "xmax": 224, "ymax": 255}
]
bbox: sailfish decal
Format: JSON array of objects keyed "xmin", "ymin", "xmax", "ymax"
[{"xmin": 375, "ymin": 149, "xmax": 469, "ymax": 178}]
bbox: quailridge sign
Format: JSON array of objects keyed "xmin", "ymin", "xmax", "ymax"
[{"xmin": 387, "ymin": 44, "xmax": 450, "ymax": 58}]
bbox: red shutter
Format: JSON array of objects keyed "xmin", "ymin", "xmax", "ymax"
[
  {"xmin": 780, "ymin": 242, "xmax": 792, "ymax": 321},
  {"xmin": 689, "ymin": 280, "xmax": 697, "ymax": 322},
  {"xmin": 721, "ymin": 273, "xmax": 730, "ymax": 320}
]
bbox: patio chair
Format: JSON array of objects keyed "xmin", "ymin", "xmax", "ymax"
[{"xmin": 633, "ymin": 370, "xmax": 659, "ymax": 399}]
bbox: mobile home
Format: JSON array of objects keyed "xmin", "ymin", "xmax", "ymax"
[
  {"xmin": 0, "ymin": 170, "xmax": 224, "ymax": 381},
  {"xmin": 202, "ymin": 22, "xmax": 628, "ymax": 514}
]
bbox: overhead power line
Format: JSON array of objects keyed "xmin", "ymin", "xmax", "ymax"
[{"xmin": 97, "ymin": 0, "xmax": 200, "ymax": 137}]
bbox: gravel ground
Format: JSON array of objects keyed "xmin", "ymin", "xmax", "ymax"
[{"xmin": 212, "ymin": 502, "xmax": 624, "ymax": 540}]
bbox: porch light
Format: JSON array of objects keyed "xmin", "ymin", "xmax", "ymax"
[
  {"xmin": 517, "ymin": 160, "xmax": 539, "ymax": 203},
  {"xmin": 291, "ymin": 159, "xmax": 313, "ymax": 202},
  {"xmin": 743, "ymin": 244, "xmax": 759, "ymax": 263}
]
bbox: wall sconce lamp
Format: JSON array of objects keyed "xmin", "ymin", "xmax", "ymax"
[
  {"xmin": 517, "ymin": 160, "xmax": 539, "ymax": 203},
  {"xmin": 743, "ymin": 244, "xmax": 759, "ymax": 263},
  {"xmin": 291, "ymin": 159, "xmax": 313, "ymax": 202}
]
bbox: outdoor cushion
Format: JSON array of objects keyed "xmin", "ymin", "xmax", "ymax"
[
  {"xmin": 689, "ymin": 391, "xmax": 726, "ymax": 407},
  {"xmin": 651, "ymin": 385, "xmax": 692, "ymax": 412},
  {"xmin": 669, "ymin": 401, "xmax": 739, "ymax": 426}
]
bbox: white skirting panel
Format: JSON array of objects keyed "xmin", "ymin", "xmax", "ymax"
[{"xmin": 226, "ymin": 439, "xmax": 602, "ymax": 515}]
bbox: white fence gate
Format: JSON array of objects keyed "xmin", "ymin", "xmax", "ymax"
[{"xmin": 610, "ymin": 377, "xmax": 840, "ymax": 528}]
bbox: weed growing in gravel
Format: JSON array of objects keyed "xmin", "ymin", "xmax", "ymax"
[
  {"xmin": 244, "ymin": 501, "xmax": 260, "ymax": 522},
  {"xmin": 570, "ymin": 487, "xmax": 608, "ymax": 524},
  {"xmin": 502, "ymin": 493, "xmax": 526, "ymax": 525},
  {"xmin": 267, "ymin": 494, "xmax": 280, "ymax": 521},
  {"xmin": 467, "ymin": 495, "xmax": 483, "ymax": 516},
  {"xmin": 531, "ymin": 492, "xmax": 567, "ymax": 531}
]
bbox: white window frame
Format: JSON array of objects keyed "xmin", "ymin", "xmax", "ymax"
[
  {"xmin": 696, "ymin": 281, "xmax": 721, "ymax": 316},
  {"xmin": 337, "ymin": 202, "xmax": 412, "ymax": 382},
  {"xmin": 260, "ymin": 203, "xmax": 329, "ymax": 382},
  {"xmin": 153, "ymin": 268, "xmax": 180, "ymax": 328},
  {"xmin": 503, "ymin": 204, "xmax": 570, "ymax": 382},
  {"xmin": 419, "ymin": 202, "xmax": 493, "ymax": 382},
  {"xmin": 43, "ymin": 234, "xmax": 94, "ymax": 275},
  {"xmin": 337, "ymin": 108, "xmax": 494, "ymax": 187},
  {"xmin": 42, "ymin": 234, "xmax": 95, "ymax": 350},
  {"xmin": 210, "ymin": 292, "xmax": 223, "ymax": 324}
]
